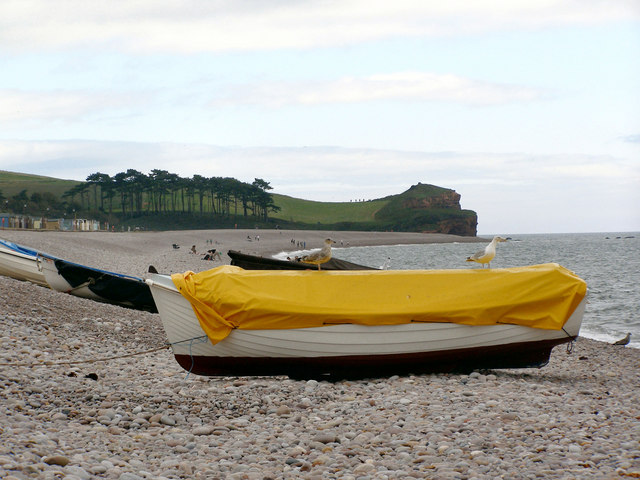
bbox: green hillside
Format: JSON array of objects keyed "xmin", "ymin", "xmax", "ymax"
[
  {"xmin": 272, "ymin": 194, "xmax": 386, "ymax": 224},
  {"xmin": 0, "ymin": 170, "xmax": 477, "ymax": 235},
  {"xmin": 0, "ymin": 171, "xmax": 79, "ymax": 199},
  {"xmin": 270, "ymin": 184, "xmax": 477, "ymax": 235}
]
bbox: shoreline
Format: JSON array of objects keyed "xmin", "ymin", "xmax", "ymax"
[
  {"xmin": 0, "ymin": 229, "xmax": 487, "ymax": 276},
  {"xmin": 1, "ymin": 228, "xmax": 639, "ymax": 478}
]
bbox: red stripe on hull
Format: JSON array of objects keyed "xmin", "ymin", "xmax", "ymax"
[{"xmin": 173, "ymin": 336, "xmax": 576, "ymax": 379}]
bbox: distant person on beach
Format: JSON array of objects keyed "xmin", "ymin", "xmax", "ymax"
[{"xmin": 203, "ymin": 249, "xmax": 221, "ymax": 261}]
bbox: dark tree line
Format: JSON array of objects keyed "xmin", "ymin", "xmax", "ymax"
[
  {"xmin": 1, "ymin": 188, "xmax": 65, "ymax": 217},
  {"xmin": 1, "ymin": 171, "xmax": 280, "ymax": 222},
  {"xmin": 63, "ymin": 169, "xmax": 280, "ymax": 220}
]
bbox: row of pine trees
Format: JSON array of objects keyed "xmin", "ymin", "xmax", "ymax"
[{"xmin": 2, "ymin": 169, "xmax": 280, "ymax": 221}]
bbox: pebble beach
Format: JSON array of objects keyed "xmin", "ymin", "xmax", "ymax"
[{"xmin": 1, "ymin": 229, "xmax": 639, "ymax": 479}]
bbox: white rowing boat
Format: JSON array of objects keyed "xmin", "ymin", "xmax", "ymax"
[
  {"xmin": 0, "ymin": 238, "xmax": 48, "ymax": 287},
  {"xmin": 146, "ymin": 264, "xmax": 587, "ymax": 378}
]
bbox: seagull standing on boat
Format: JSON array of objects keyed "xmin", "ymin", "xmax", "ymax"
[
  {"xmin": 301, "ymin": 238, "xmax": 336, "ymax": 270},
  {"xmin": 612, "ymin": 333, "xmax": 631, "ymax": 346},
  {"xmin": 466, "ymin": 236, "xmax": 507, "ymax": 268}
]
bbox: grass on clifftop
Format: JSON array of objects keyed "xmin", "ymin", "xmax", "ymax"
[{"xmin": 272, "ymin": 194, "xmax": 386, "ymax": 224}]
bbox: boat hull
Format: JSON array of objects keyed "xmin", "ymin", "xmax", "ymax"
[
  {"xmin": 174, "ymin": 337, "xmax": 571, "ymax": 378},
  {"xmin": 38, "ymin": 254, "xmax": 104, "ymax": 300},
  {"xmin": 146, "ymin": 272, "xmax": 586, "ymax": 378},
  {"xmin": 228, "ymin": 249, "xmax": 377, "ymax": 270},
  {"xmin": 0, "ymin": 241, "xmax": 48, "ymax": 287},
  {"xmin": 39, "ymin": 254, "xmax": 157, "ymax": 312}
]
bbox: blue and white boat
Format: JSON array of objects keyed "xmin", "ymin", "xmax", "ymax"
[
  {"xmin": 0, "ymin": 238, "xmax": 48, "ymax": 287},
  {"xmin": 37, "ymin": 253, "xmax": 157, "ymax": 312}
]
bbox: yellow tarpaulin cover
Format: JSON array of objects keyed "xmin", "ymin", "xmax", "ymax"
[{"xmin": 171, "ymin": 263, "xmax": 587, "ymax": 345}]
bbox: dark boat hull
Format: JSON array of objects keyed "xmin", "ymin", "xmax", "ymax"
[
  {"xmin": 174, "ymin": 336, "xmax": 575, "ymax": 379},
  {"xmin": 228, "ymin": 249, "xmax": 376, "ymax": 270},
  {"xmin": 41, "ymin": 255, "xmax": 157, "ymax": 313}
]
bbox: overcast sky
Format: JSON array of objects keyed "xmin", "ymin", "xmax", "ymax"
[{"xmin": 1, "ymin": 1, "xmax": 639, "ymax": 234}]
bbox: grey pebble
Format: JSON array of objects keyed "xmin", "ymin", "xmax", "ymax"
[
  {"xmin": 119, "ymin": 474, "xmax": 144, "ymax": 480},
  {"xmin": 0, "ymin": 233, "xmax": 639, "ymax": 480}
]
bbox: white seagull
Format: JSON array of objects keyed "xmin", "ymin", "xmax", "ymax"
[
  {"xmin": 466, "ymin": 236, "xmax": 507, "ymax": 268},
  {"xmin": 301, "ymin": 238, "xmax": 336, "ymax": 270}
]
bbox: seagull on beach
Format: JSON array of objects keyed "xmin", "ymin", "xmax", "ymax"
[
  {"xmin": 466, "ymin": 236, "xmax": 507, "ymax": 268},
  {"xmin": 301, "ymin": 238, "xmax": 336, "ymax": 270},
  {"xmin": 612, "ymin": 333, "xmax": 631, "ymax": 346}
]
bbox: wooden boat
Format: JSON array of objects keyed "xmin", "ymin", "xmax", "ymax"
[
  {"xmin": 228, "ymin": 249, "xmax": 376, "ymax": 270},
  {"xmin": 0, "ymin": 238, "xmax": 48, "ymax": 287},
  {"xmin": 38, "ymin": 253, "xmax": 157, "ymax": 313},
  {"xmin": 146, "ymin": 263, "xmax": 587, "ymax": 378}
]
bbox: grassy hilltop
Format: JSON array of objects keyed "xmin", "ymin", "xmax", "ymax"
[
  {"xmin": 0, "ymin": 171, "xmax": 477, "ymax": 235},
  {"xmin": 0, "ymin": 171, "xmax": 78, "ymax": 199},
  {"xmin": 272, "ymin": 184, "xmax": 476, "ymax": 235}
]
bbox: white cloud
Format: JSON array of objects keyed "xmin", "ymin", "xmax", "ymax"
[
  {"xmin": 215, "ymin": 72, "xmax": 549, "ymax": 107},
  {"xmin": 619, "ymin": 134, "xmax": 640, "ymax": 144},
  {"xmin": 0, "ymin": 71, "xmax": 548, "ymax": 128},
  {"xmin": 1, "ymin": 0, "xmax": 637, "ymax": 54},
  {"xmin": 1, "ymin": 139, "xmax": 637, "ymax": 193},
  {"xmin": 0, "ymin": 89, "xmax": 146, "ymax": 124}
]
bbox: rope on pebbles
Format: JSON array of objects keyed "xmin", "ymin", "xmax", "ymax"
[{"xmin": 0, "ymin": 344, "xmax": 170, "ymax": 368}]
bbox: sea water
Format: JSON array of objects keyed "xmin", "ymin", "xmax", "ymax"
[{"xmin": 278, "ymin": 233, "xmax": 640, "ymax": 349}]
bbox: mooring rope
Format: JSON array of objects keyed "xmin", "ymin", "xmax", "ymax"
[
  {"xmin": 561, "ymin": 327, "xmax": 575, "ymax": 354},
  {"xmin": 0, "ymin": 344, "xmax": 169, "ymax": 368},
  {"xmin": 184, "ymin": 335, "xmax": 210, "ymax": 381},
  {"xmin": 0, "ymin": 334, "xmax": 212, "ymax": 369}
]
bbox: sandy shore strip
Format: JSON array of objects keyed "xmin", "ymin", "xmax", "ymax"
[
  {"xmin": 0, "ymin": 229, "xmax": 487, "ymax": 276},
  {"xmin": 1, "ymin": 229, "xmax": 639, "ymax": 479}
]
